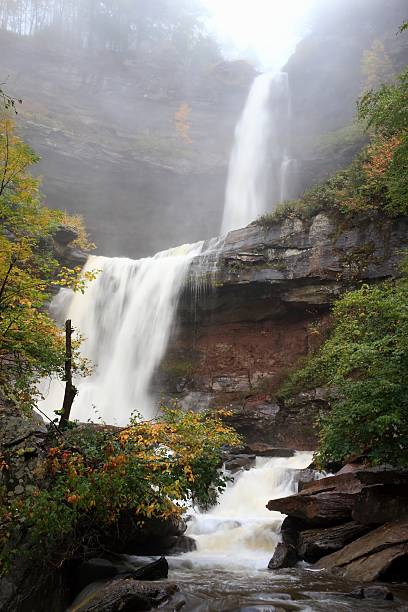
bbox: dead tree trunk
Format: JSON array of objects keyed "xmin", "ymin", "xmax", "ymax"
[{"xmin": 59, "ymin": 319, "xmax": 77, "ymax": 428}]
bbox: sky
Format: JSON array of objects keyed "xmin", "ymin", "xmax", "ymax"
[{"xmin": 201, "ymin": 0, "xmax": 315, "ymax": 71}]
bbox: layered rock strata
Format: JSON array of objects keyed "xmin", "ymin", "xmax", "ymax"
[
  {"xmin": 161, "ymin": 211, "xmax": 408, "ymax": 449},
  {"xmin": 267, "ymin": 466, "xmax": 408, "ymax": 583}
]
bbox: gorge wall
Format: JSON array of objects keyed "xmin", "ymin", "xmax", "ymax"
[
  {"xmin": 2, "ymin": 0, "xmax": 408, "ymax": 259},
  {"xmin": 160, "ymin": 211, "xmax": 408, "ymax": 449}
]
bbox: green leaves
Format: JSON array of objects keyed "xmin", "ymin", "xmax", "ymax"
[
  {"xmin": 0, "ymin": 116, "xmax": 93, "ymax": 410},
  {"xmin": 282, "ymin": 268, "xmax": 408, "ymax": 468},
  {"xmin": 0, "ymin": 409, "xmax": 240, "ymax": 572}
]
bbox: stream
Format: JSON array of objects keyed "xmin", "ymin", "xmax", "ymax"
[{"xmin": 71, "ymin": 454, "xmax": 408, "ymax": 611}]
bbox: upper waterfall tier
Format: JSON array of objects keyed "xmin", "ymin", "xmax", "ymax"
[{"xmin": 221, "ymin": 72, "xmax": 294, "ymax": 234}]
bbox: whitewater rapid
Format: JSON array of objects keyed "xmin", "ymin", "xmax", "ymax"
[{"xmin": 177, "ymin": 452, "xmax": 313, "ymax": 571}]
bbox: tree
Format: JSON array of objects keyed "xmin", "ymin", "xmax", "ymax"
[
  {"xmin": 0, "ymin": 115, "xmax": 94, "ymax": 411},
  {"xmin": 281, "ymin": 268, "xmax": 408, "ymax": 468},
  {"xmin": 0, "ymin": 407, "xmax": 241, "ymax": 572},
  {"xmin": 357, "ymin": 20, "xmax": 408, "ymax": 216}
]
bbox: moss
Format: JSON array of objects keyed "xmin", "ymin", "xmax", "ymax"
[{"xmin": 160, "ymin": 358, "xmax": 194, "ymax": 379}]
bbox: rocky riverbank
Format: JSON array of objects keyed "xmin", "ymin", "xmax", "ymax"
[
  {"xmin": 267, "ymin": 464, "xmax": 408, "ymax": 584},
  {"xmin": 0, "ymin": 393, "xmax": 192, "ymax": 612}
]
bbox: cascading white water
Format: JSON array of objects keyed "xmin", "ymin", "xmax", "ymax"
[
  {"xmin": 221, "ymin": 72, "xmax": 276, "ymax": 234},
  {"xmin": 177, "ymin": 452, "xmax": 313, "ymax": 571},
  {"xmin": 221, "ymin": 72, "xmax": 296, "ymax": 234},
  {"xmin": 40, "ymin": 242, "xmax": 203, "ymax": 425}
]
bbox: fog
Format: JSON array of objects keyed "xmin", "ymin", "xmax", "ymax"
[{"xmin": 1, "ymin": 0, "xmax": 407, "ymax": 256}]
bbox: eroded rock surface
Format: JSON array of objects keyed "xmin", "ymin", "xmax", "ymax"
[
  {"xmin": 315, "ymin": 519, "xmax": 408, "ymax": 582},
  {"xmin": 266, "ymin": 468, "xmax": 408, "ymax": 582},
  {"xmin": 158, "ymin": 212, "xmax": 408, "ymax": 449}
]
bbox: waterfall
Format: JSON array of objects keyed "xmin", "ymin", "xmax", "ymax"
[
  {"xmin": 40, "ymin": 242, "xmax": 203, "ymax": 425},
  {"xmin": 175, "ymin": 453, "xmax": 313, "ymax": 571},
  {"xmin": 221, "ymin": 72, "xmax": 295, "ymax": 234}
]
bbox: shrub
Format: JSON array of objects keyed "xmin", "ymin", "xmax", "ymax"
[
  {"xmin": 281, "ymin": 267, "xmax": 408, "ymax": 468},
  {"xmin": 0, "ymin": 408, "xmax": 240, "ymax": 573}
]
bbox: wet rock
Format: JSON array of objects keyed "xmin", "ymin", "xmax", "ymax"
[
  {"xmin": 315, "ymin": 518, "xmax": 408, "ymax": 582},
  {"xmin": 266, "ymin": 468, "xmax": 408, "ymax": 527},
  {"xmin": 268, "ymin": 542, "xmax": 298, "ymax": 569},
  {"xmin": 131, "ymin": 556, "xmax": 168, "ymax": 580},
  {"xmin": 224, "ymin": 454, "xmax": 256, "ymax": 472},
  {"xmin": 72, "ymin": 578, "xmax": 178, "ymax": 611},
  {"xmin": 297, "ymin": 521, "xmax": 373, "ymax": 563},
  {"xmin": 161, "ymin": 535, "xmax": 196, "ymax": 554},
  {"xmin": 245, "ymin": 443, "xmax": 295, "ymax": 458},
  {"xmin": 296, "ymin": 470, "xmax": 319, "ymax": 492},
  {"xmin": 280, "ymin": 516, "xmax": 305, "ymax": 549},
  {"xmin": 348, "ymin": 585, "xmax": 394, "ymax": 600},
  {"xmin": 352, "ymin": 483, "xmax": 408, "ymax": 525},
  {"xmin": 75, "ymin": 559, "xmax": 119, "ymax": 592},
  {"xmin": 266, "ymin": 489, "xmax": 356, "ymax": 527}
]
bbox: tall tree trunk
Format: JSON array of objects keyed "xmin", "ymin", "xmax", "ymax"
[{"xmin": 59, "ymin": 319, "xmax": 77, "ymax": 428}]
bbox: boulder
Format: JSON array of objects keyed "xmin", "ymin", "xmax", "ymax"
[
  {"xmin": 268, "ymin": 542, "xmax": 298, "ymax": 569},
  {"xmin": 130, "ymin": 556, "xmax": 168, "ymax": 581},
  {"xmin": 164, "ymin": 536, "xmax": 196, "ymax": 554},
  {"xmin": 266, "ymin": 469, "xmax": 408, "ymax": 527},
  {"xmin": 315, "ymin": 518, "xmax": 408, "ymax": 582},
  {"xmin": 72, "ymin": 578, "xmax": 178, "ymax": 611},
  {"xmin": 266, "ymin": 490, "xmax": 356, "ymax": 526},
  {"xmin": 292, "ymin": 468, "xmax": 319, "ymax": 492},
  {"xmin": 224, "ymin": 454, "xmax": 256, "ymax": 472},
  {"xmin": 348, "ymin": 585, "xmax": 394, "ymax": 601},
  {"xmin": 75, "ymin": 559, "xmax": 119, "ymax": 593},
  {"xmin": 297, "ymin": 522, "xmax": 373, "ymax": 562},
  {"xmin": 245, "ymin": 444, "xmax": 295, "ymax": 458},
  {"xmin": 352, "ymin": 484, "xmax": 408, "ymax": 525}
]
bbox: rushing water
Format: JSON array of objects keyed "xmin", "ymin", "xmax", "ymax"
[
  {"xmin": 70, "ymin": 454, "xmax": 408, "ymax": 611},
  {"xmin": 40, "ymin": 69, "xmax": 408, "ymax": 611},
  {"xmin": 182, "ymin": 453, "xmax": 313, "ymax": 571},
  {"xmin": 221, "ymin": 72, "xmax": 296, "ymax": 234},
  {"xmin": 40, "ymin": 242, "xmax": 204, "ymax": 425}
]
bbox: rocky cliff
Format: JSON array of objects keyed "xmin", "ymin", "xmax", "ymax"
[
  {"xmin": 1, "ymin": 31, "xmax": 253, "ymax": 258},
  {"xmin": 3, "ymin": 0, "xmax": 408, "ymax": 260},
  {"xmin": 160, "ymin": 211, "xmax": 408, "ymax": 449}
]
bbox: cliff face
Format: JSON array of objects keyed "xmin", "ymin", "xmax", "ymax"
[
  {"xmin": 3, "ymin": 0, "xmax": 408, "ymax": 260},
  {"xmin": 284, "ymin": 0, "xmax": 408, "ymax": 196},
  {"xmin": 2, "ymin": 31, "xmax": 253, "ymax": 258},
  {"xmin": 160, "ymin": 211, "xmax": 408, "ymax": 449}
]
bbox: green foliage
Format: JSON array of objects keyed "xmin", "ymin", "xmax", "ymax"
[
  {"xmin": 256, "ymin": 42, "xmax": 408, "ymax": 228},
  {"xmin": 358, "ymin": 67, "xmax": 408, "ymax": 137},
  {"xmin": 0, "ymin": 408, "xmax": 241, "ymax": 572},
  {"xmin": 281, "ymin": 268, "xmax": 408, "ymax": 468},
  {"xmin": 357, "ymin": 65, "xmax": 408, "ymax": 215},
  {"xmin": 0, "ymin": 116, "xmax": 94, "ymax": 410},
  {"xmin": 317, "ymin": 123, "xmax": 367, "ymax": 154}
]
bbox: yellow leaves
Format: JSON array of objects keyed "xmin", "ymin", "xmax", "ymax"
[
  {"xmin": 174, "ymin": 103, "xmax": 192, "ymax": 144},
  {"xmin": 183, "ymin": 465, "xmax": 195, "ymax": 483}
]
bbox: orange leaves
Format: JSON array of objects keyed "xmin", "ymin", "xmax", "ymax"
[
  {"xmin": 66, "ymin": 494, "xmax": 80, "ymax": 505},
  {"xmin": 174, "ymin": 103, "xmax": 192, "ymax": 144},
  {"xmin": 364, "ymin": 136, "xmax": 402, "ymax": 178}
]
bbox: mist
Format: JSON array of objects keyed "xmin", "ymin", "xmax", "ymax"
[{"xmin": 1, "ymin": 0, "xmax": 407, "ymax": 256}]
